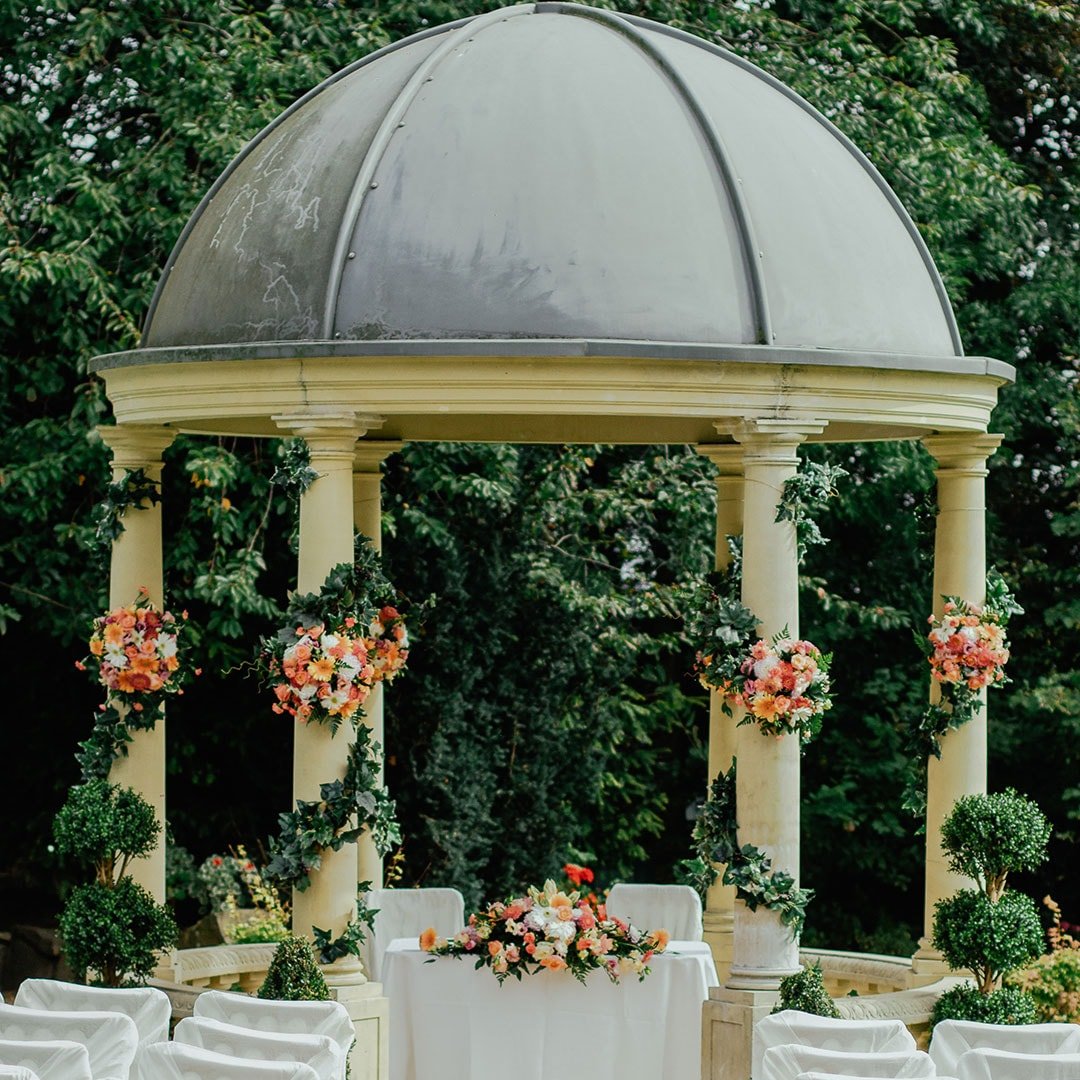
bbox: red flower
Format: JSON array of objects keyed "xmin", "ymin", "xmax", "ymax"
[{"xmin": 563, "ymin": 863, "xmax": 594, "ymax": 887}]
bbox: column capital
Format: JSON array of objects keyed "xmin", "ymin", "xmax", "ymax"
[
  {"xmin": 922, "ymin": 432, "xmax": 1003, "ymax": 475},
  {"xmin": 695, "ymin": 442, "xmax": 745, "ymax": 478},
  {"xmin": 274, "ymin": 411, "xmax": 384, "ymax": 459},
  {"xmin": 97, "ymin": 424, "xmax": 176, "ymax": 469},
  {"xmin": 353, "ymin": 440, "xmax": 404, "ymax": 474},
  {"xmin": 729, "ymin": 417, "xmax": 827, "ymax": 462}
]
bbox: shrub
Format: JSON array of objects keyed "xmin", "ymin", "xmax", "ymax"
[
  {"xmin": 941, "ymin": 790, "xmax": 1051, "ymax": 900},
  {"xmin": 258, "ymin": 936, "xmax": 330, "ymax": 1001},
  {"xmin": 931, "ymin": 984, "xmax": 1037, "ymax": 1028},
  {"xmin": 53, "ymin": 779, "xmax": 159, "ymax": 883},
  {"xmin": 59, "ymin": 877, "xmax": 177, "ymax": 985},
  {"xmin": 933, "ymin": 889, "xmax": 1044, "ymax": 993},
  {"xmin": 53, "ymin": 781, "xmax": 177, "ymax": 985},
  {"xmin": 1007, "ymin": 948, "xmax": 1080, "ymax": 1023},
  {"xmin": 773, "ymin": 963, "xmax": 840, "ymax": 1018}
]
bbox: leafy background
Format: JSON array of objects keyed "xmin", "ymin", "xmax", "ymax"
[{"xmin": 1, "ymin": 0, "xmax": 1077, "ymax": 952}]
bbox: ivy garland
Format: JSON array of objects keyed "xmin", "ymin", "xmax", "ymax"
[
  {"xmin": 270, "ymin": 439, "xmax": 319, "ymax": 498},
  {"xmin": 902, "ymin": 570, "xmax": 1022, "ymax": 817},
  {"xmin": 313, "ymin": 885, "xmax": 378, "ymax": 965},
  {"xmin": 91, "ymin": 467, "xmax": 161, "ymax": 551},
  {"xmin": 690, "ymin": 759, "xmax": 813, "ymax": 938},
  {"xmin": 775, "ymin": 461, "xmax": 848, "ymax": 563},
  {"xmin": 260, "ymin": 538, "xmax": 420, "ymax": 897}
]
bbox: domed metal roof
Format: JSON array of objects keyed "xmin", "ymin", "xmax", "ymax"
[{"xmin": 136, "ymin": 1, "xmax": 974, "ymax": 366}]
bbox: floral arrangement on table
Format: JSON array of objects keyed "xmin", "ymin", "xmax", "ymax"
[
  {"xmin": 75, "ymin": 589, "xmax": 192, "ymax": 780},
  {"xmin": 420, "ymin": 879, "xmax": 669, "ymax": 985},
  {"xmin": 199, "ymin": 846, "xmax": 290, "ymax": 944}
]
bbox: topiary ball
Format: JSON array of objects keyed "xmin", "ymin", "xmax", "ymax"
[
  {"xmin": 931, "ymin": 984, "xmax": 1037, "ymax": 1028},
  {"xmin": 773, "ymin": 963, "xmax": 841, "ymax": 1018},
  {"xmin": 53, "ymin": 780, "xmax": 160, "ymax": 870},
  {"xmin": 258, "ymin": 936, "xmax": 331, "ymax": 1001},
  {"xmin": 59, "ymin": 877, "xmax": 178, "ymax": 986},
  {"xmin": 932, "ymin": 888, "xmax": 1044, "ymax": 983}
]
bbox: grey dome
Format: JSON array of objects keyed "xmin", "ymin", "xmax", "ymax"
[{"xmin": 142, "ymin": 2, "xmax": 963, "ymax": 361}]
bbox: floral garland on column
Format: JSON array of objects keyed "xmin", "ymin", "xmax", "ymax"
[
  {"xmin": 75, "ymin": 588, "xmax": 191, "ymax": 780},
  {"xmin": 255, "ymin": 538, "xmax": 417, "ymax": 963},
  {"xmin": 902, "ymin": 569, "xmax": 1021, "ymax": 816}
]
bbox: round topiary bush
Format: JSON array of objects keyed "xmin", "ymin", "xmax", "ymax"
[
  {"xmin": 773, "ymin": 963, "xmax": 841, "ymax": 1018},
  {"xmin": 933, "ymin": 888, "xmax": 1044, "ymax": 993},
  {"xmin": 59, "ymin": 876, "xmax": 178, "ymax": 985},
  {"xmin": 941, "ymin": 790, "xmax": 1051, "ymax": 900},
  {"xmin": 259, "ymin": 936, "xmax": 330, "ymax": 1001},
  {"xmin": 931, "ymin": 984, "xmax": 1037, "ymax": 1028}
]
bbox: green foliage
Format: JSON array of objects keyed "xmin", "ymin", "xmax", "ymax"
[
  {"xmin": 941, "ymin": 790, "xmax": 1051, "ymax": 899},
  {"xmin": 90, "ymin": 468, "xmax": 161, "ymax": 551},
  {"xmin": 773, "ymin": 963, "xmax": 841, "ymax": 1019},
  {"xmin": 314, "ymin": 887, "xmax": 377, "ymax": 965},
  {"xmin": 931, "ymin": 984, "xmax": 1037, "ymax": 1029},
  {"xmin": 933, "ymin": 889, "xmax": 1044, "ymax": 992},
  {"xmin": 258, "ymin": 937, "xmax": 331, "ymax": 1002},
  {"xmin": 1007, "ymin": 949, "xmax": 1080, "ymax": 1023},
  {"xmin": 53, "ymin": 780, "xmax": 160, "ymax": 883},
  {"xmin": 229, "ymin": 917, "xmax": 291, "ymax": 945},
  {"xmin": 59, "ymin": 877, "xmax": 178, "ymax": 986},
  {"xmin": 165, "ymin": 842, "xmax": 204, "ymax": 908},
  {"xmin": 776, "ymin": 462, "xmax": 848, "ymax": 563}
]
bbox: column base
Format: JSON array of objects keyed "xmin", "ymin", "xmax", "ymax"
[
  {"xmin": 328, "ymin": 977, "xmax": 389, "ymax": 1080},
  {"xmin": 703, "ymin": 910, "xmax": 735, "ymax": 987},
  {"xmin": 702, "ymin": 985, "xmax": 780, "ymax": 1080},
  {"xmin": 908, "ymin": 938, "xmax": 953, "ymax": 987}
]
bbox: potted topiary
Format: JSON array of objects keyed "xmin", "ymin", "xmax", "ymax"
[
  {"xmin": 258, "ymin": 935, "xmax": 331, "ymax": 1001},
  {"xmin": 773, "ymin": 962, "xmax": 841, "ymax": 1018},
  {"xmin": 53, "ymin": 779, "xmax": 178, "ymax": 986},
  {"xmin": 930, "ymin": 789, "xmax": 1050, "ymax": 1027}
]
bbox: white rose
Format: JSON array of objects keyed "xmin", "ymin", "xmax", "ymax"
[{"xmin": 752, "ymin": 655, "xmax": 779, "ymax": 680}]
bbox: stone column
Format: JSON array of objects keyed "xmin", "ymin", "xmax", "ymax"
[
  {"xmin": 352, "ymin": 441, "xmax": 402, "ymax": 891},
  {"xmin": 911, "ymin": 432, "xmax": 1002, "ymax": 982},
  {"xmin": 702, "ymin": 418, "xmax": 825, "ymax": 1080},
  {"xmin": 98, "ymin": 424, "xmax": 176, "ymax": 903},
  {"xmin": 695, "ymin": 444, "xmax": 745, "ymax": 984}
]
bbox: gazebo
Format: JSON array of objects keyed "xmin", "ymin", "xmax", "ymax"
[{"xmin": 90, "ymin": 4, "xmax": 1013, "ymax": 1078}]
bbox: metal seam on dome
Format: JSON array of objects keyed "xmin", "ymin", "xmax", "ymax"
[
  {"xmin": 321, "ymin": 5, "xmax": 536, "ymax": 340},
  {"xmin": 535, "ymin": 2, "xmax": 774, "ymax": 347},
  {"xmin": 139, "ymin": 17, "xmax": 481, "ymax": 343},
  {"xmin": 612, "ymin": 9, "xmax": 966, "ymax": 358}
]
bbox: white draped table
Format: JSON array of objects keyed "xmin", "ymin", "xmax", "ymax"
[{"xmin": 382, "ymin": 938, "xmax": 718, "ymax": 1080}]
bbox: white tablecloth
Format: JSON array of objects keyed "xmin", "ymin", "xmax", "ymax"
[{"xmin": 383, "ymin": 938, "xmax": 718, "ymax": 1080}]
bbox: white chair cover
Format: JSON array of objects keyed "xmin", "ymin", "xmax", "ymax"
[
  {"xmin": 192, "ymin": 991, "xmax": 354, "ymax": 1055},
  {"xmin": 761, "ymin": 1044, "xmax": 934, "ymax": 1080},
  {"xmin": 956, "ymin": 1048, "xmax": 1080, "ymax": 1080},
  {"xmin": 930, "ymin": 1020, "xmax": 1080, "ymax": 1078},
  {"xmin": 0, "ymin": 1001, "xmax": 138, "ymax": 1079},
  {"xmin": 0, "ymin": 1038, "xmax": 92, "ymax": 1080},
  {"xmin": 173, "ymin": 1017, "xmax": 345, "ymax": 1080},
  {"xmin": 604, "ymin": 883, "xmax": 703, "ymax": 941},
  {"xmin": 796, "ymin": 1075, "xmax": 957, "ymax": 1080},
  {"xmin": 0, "ymin": 1065, "xmax": 41, "ymax": 1079},
  {"xmin": 131, "ymin": 1042, "xmax": 320, "ymax": 1080},
  {"xmin": 359, "ymin": 887, "xmax": 465, "ymax": 981},
  {"xmin": 754, "ymin": 1010, "xmax": 916, "ymax": 1080},
  {"xmin": 15, "ymin": 980, "xmax": 171, "ymax": 1046}
]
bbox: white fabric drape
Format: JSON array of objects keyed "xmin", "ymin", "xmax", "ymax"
[
  {"xmin": 360, "ymin": 888, "xmax": 465, "ymax": 981},
  {"xmin": 192, "ymin": 991, "xmax": 354, "ymax": 1055},
  {"xmin": 382, "ymin": 938, "xmax": 718, "ymax": 1080},
  {"xmin": 956, "ymin": 1049, "xmax": 1080, "ymax": 1080},
  {"xmin": 173, "ymin": 1016, "xmax": 345, "ymax": 1080},
  {"xmin": 930, "ymin": 1020, "xmax": 1080, "ymax": 1078},
  {"xmin": 760, "ymin": 1044, "xmax": 934, "ymax": 1080},
  {"xmin": 0, "ymin": 1038, "xmax": 92, "ymax": 1080},
  {"xmin": 14, "ymin": 980, "xmax": 170, "ymax": 1047},
  {"xmin": 131, "ymin": 1042, "xmax": 320, "ymax": 1080},
  {"xmin": 0, "ymin": 1002, "xmax": 137, "ymax": 1079},
  {"xmin": 0, "ymin": 1064, "xmax": 42, "ymax": 1079},
  {"xmin": 605, "ymin": 884, "xmax": 703, "ymax": 941},
  {"xmin": 753, "ymin": 1010, "xmax": 916, "ymax": 1080}
]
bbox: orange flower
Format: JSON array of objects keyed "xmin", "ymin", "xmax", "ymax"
[
  {"xmin": 487, "ymin": 941, "xmax": 502, "ymax": 957},
  {"xmin": 307, "ymin": 657, "xmax": 335, "ymax": 682},
  {"xmin": 89, "ymin": 638, "xmax": 104, "ymax": 656},
  {"xmin": 648, "ymin": 928, "xmax": 670, "ymax": 951},
  {"xmin": 539, "ymin": 956, "xmax": 567, "ymax": 971},
  {"xmin": 103, "ymin": 624, "xmax": 125, "ymax": 646},
  {"xmin": 419, "ymin": 927, "xmax": 438, "ymax": 951}
]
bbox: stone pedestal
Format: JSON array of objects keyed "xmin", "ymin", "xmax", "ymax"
[
  {"xmin": 330, "ymin": 979, "xmax": 390, "ymax": 1080},
  {"xmin": 701, "ymin": 985, "xmax": 779, "ymax": 1080}
]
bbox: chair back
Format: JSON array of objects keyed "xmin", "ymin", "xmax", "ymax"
[
  {"xmin": 359, "ymin": 888, "xmax": 465, "ymax": 981},
  {"xmin": 192, "ymin": 990, "xmax": 354, "ymax": 1055},
  {"xmin": 956, "ymin": 1048, "xmax": 1080, "ymax": 1080},
  {"xmin": 761, "ymin": 1044, "xmax": 934, "ymax": 1080},
  {"xmin": 0, "ymin": 1001, "xmax": 137, "ymax": 1079},
  {"xmin": 0, "ymin": 1064, "xmax": 42, "ymax": 1079},
  {"xmin": 754, "ymin": 1010, "xmax": 915, "ymax": 1080},
  {"xmin": 15, "ymin": 980, "xmax": 170, "ymax": 1047},
  {"xmin": 131, "ymin": 1042, "xmax": 320, "ymax": 1080},
  {"xmin": 604, "ymin": 883, "xmax": 703, "ymax": 941},
  {"xmin": 930, "ymin": 1019, "xmax": 1080, "ymax": 1077},
  {"xmin": 0, "ymin": 1038, "xmax": 92, "ymax": 1080},
  {"xmin": 173, "ymin": 1016, "xmax": 344, "ymax": 1080}
]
